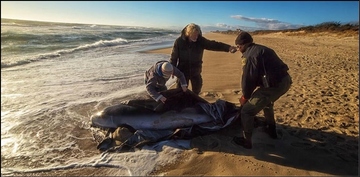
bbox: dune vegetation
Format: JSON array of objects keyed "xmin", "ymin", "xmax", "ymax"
[{"xmin": 214, "ymin": 21, "xmax": 359, "ymax": 38}]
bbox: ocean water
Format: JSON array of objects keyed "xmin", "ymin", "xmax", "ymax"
[{"xmin": 1, "ymin": 19, "xmax": 187, "ymax": 176}]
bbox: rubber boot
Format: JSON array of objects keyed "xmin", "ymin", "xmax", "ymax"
[
  {"xmin": 265, "ymin": 124, "xmax": 277, "ymax": 139},
  {"xmin": 233, "ymin": 132, "xmax": 252, "ymax": 149}
]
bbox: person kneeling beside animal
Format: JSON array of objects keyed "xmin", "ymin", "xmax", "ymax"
[{"xmin": 145, "ymin": 61, "xmax": 188, "ymax": 104}]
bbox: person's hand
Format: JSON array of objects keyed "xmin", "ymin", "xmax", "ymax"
[
  {"xmin": 160, "ymin": 96, "xmax": 167, "ymax": 103},
  {"xmin": 229, "ymin": 46, "xmax": 237, "ymax": 53},
  {"xmin": 239, "ymin": 95, "xmax": 248, "ymax": 106},
  {"xmin": 181, "ymin": 86, "xmax": 188, "ymax": 92}
]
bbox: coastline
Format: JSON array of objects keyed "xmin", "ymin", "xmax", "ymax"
[{"xmin": 9, "ymin": 31, "xmax": 358, "ymax": 176}]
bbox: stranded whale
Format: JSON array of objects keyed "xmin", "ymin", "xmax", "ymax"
[{"xmin": 90, "ymin": 88, "xmax": 240, "ymax": 152}]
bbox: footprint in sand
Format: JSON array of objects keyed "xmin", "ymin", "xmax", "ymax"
[
  {"xmin": 202, "ymin": 92, "xmax": 223, "ymax": 98},
  {"xmin": 233, "ymin": 90, "xmax": 241, "ymax": 94}
]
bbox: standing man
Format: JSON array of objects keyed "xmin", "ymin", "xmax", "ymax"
[
  {"xmin": 145, "ymin": 61, "xmax": 187, "ymax": 103},
  {"xmin": 233, "ymin": 31, "xmax": 292, "ymax": 149},
  {"xmin": 169, "ymin": 23, "xmax": 237, "ymax": 95}
]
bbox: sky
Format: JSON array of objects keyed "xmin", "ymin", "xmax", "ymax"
[{"xmin": 1, "ymin": 1, "xmax": 359, "ymax": 31}]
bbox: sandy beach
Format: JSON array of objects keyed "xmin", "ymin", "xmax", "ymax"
[
  {"xmin": 8, "ymin": 32, "xmax": 358, "ymax": 176},
  {"xmin": 146, "ymin": 32, "xmax": 359, "ymax": 176}
]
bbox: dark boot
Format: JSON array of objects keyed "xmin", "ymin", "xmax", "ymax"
[
  {"xmin": 232, "ymin": 132, "xmax": 252, "ymax": 149},
  {"xmin": 265, "ymin": 124, "xmax": 277, "ymax": 139}
]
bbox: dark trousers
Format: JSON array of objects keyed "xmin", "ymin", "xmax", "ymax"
[
  {"xmin": 176, "ymin": 73, "xmax": 203, "ymax": 95},
  {"xmin": 241, "ymin": 75, "xmax": 292, "ymax": 134}
]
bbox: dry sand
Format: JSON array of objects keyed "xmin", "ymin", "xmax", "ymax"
[{"xmin": 146, "ymin": 32, "xmax": 359, "ymax": 176}]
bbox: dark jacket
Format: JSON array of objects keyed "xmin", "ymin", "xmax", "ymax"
[
  {"xmin": 170, "ymin": 25, "xmax": 231, "ymax": 76},
  {"xmin": 242, "ymin": 43, "xmax": 289, "ymax": 99}
]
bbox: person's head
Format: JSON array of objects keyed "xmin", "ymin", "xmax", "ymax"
[
  {"xmin": 235, "ymin": 31, "xmax": 253, "ymax": 53},
  {"xmin": 161, "ymin": 62, "xmax": 173, "ymax": 78},
  {"xmin": 185, "ymin": 23, "xmax": 201, "ymax": 42}
]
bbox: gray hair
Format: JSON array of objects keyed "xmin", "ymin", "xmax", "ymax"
[{"xmin": 185, "ymin": 23, "xmax": 201, "ymax": 37}]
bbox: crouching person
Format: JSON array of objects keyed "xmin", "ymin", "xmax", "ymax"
[
  {"xmin": 233, "ymin": 31, "xmax": 292, "ymax": 149},
  {"xmin": 145, "ymin": 61, "xmax": 188, "ymax": 104}
]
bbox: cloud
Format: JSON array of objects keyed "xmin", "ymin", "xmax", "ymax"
[
  {"xmin": 215, "ymin": 23, "xmax": 232, "ymax": 29},
  {"xmin": 201, "ymin": 23, "xmax": 261, "ymax": 32},
  {"xmin": 185, "ymin": 14, "xmax": 308, "ymax": 32},
  {"xmin": 199, "ymin": 15, "xmax": 305, "ymax": 32},
  {"xmin": 230, "ymin": 15, "xmax": 305, "ymax": 30}
]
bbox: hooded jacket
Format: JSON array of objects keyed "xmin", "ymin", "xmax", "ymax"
[
  {"xmin": 241, "ymin": 43, "xmax": 289, "ymax": 99},
  {"xmin": 170, "ymin": 25, "xmax": 232, "ymax": 76},
  {"xmin": 145, "ymin": 60, "xmax": 188, "ymax": 101}
]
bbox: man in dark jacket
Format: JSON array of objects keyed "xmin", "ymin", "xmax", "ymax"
[
  {"xmin": 233, "ymin": 31, "xmax": 292, "ymax": 149},
  {"xmin": 169, "ymin": 23, "xmax": 237, "ymax": 95}
]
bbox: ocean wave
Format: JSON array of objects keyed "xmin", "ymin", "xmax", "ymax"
[
  {"xmin": 1, "ymin": 20, "xmax": 178, "ymax": 69},
  {"xmin": 1, "ymin": 36, "xmax": 175, "ymax": 69},
  {"xmin": 1, "ymin": 38, "xmax": 127, "ymax": 68},
  {"xmin": 1, "ymin": 59, "xmax": 36, "ymax": 68}
]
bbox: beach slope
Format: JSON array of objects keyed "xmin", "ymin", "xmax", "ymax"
[{"xmin": 147, "ymin": 32, "xmax": 359, "ymax": 176}]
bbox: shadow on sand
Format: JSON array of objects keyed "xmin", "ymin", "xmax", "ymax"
[{"xmin": 189, "ymin": 116, "xmax": 358, "ymax": 176}]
